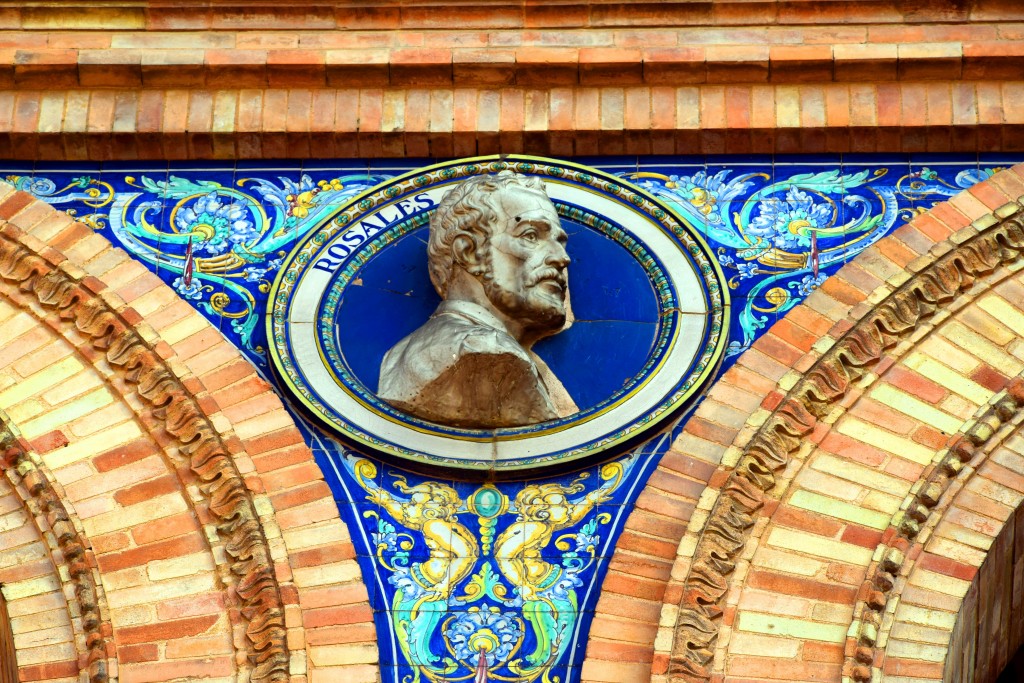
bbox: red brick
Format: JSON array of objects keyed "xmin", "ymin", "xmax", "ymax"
[
  {"xmin": 303, "ymin": 603, "xmax": 374, "ymax": 629},
  {"xmin": 114, "ymin": 474, "xmax": 180, "ymax": 507},
  {"xmin": 769, "ymin": 45, "xmax": 832, "ymax": 82},
  {"xmin": 747, "ymin": 570, "xmax": 857, "ymax": 603},
  {"xmin": 97, "ymin": 533, "xmax": 206, "ymax": 573},
  {"xmin": 919, "ymin": 551, "xmax": 978, "ymax": 581},
  {"xmin": 117, "ymin": 614, "xmax": 218, "ymax": 645}
]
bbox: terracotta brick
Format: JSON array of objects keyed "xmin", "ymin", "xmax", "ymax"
[
  {"xmin": 390, "ymin": 48, "xmax": 452, "ymax": 86},
  {"xmin": 267, "ymin": 50, "xmax": 325, "ymax": 87},
  {"xmin": 769, "ymin": 45, "xmax": 833, "ymax": 82},
  {"xmin": 747, "ymin": 570, "xmax": 857, "ymax": 603},
  {"xmin": 580, "ymin": 47, "xmax": 643, "ymax": 85},
  {"xmin": 963, "ymin": 42, "xmax": 1024, "ymax": 79},
  {"xmin": 898, "ymin": 42, "xmax": 963, "ymax": 80},
  {"xmin": 705, "ymin": 45, "xmax": 768, "ymax": 83},
  {"xmin": 453, "ymin": 48, "xmax": 515, "ymax": 86},
  {"xmin": 834, "ymin": 44, "xmax": 897, "ymax": 82},
  {"xmin": 204, "ymin": 49, "xmax": 267, "ymax": 86},
  {"xmin": 515, "ymin": 47, "xmax": 578, "ymax": 86},
  {"xmin": 97, "ymin": 533, "xmax": 206, "ymax": 573}
]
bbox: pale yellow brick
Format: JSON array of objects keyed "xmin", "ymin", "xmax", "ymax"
[
  {"xmin": 309, "ymin": 643, "xmax": 379, "ymax": 666},
  {"xmin": 885, "ymin": 638, "xmax": 947, "ymax": 662},
  {"xmin": 978, "ymin": 294, "xmax": 1024, "ymax": 337},
  {"xmin": 310, "ymin": 665, "xmax": 379, "ymax": 683},
  {"xmin": 812, "ymin": 453, "xmax": 910, "ymax": 497},
  {"xmin": 292, "ymin": 562, "xmax": 361, "ymax": 588},
  {"xmin": 837, "ymin": 416, "xmax": 935, "ymax": 465},
  {"xmin": 729, "ymin": 631, "xmax": 800, "ymax": 658},
  {"xmin": 957, "ymin": 307, "xmax": 1017, "ymax": 345},
  {"xmin": 160, "ymin": 313, "xmax": 212, "ymax": 346},
  {"xmin": 102, "ymin": 567, "xmax": 148, "ymax": 593},
  {"xmin": 736, "ymin": 611, "xmax": 846, "ymax": 642},
  {"xmin": 109, "ymin": 604, "xmax": 155, "ymax": 628},
  {"xmin": 0, "ymin": 509, "xmax": 28, "ymax": 535},
  {"xmin": 43, "ymin": 420, "xmax": 143, "ymax": 470},
  {"xmin": 790, "ymin": 490, "xmax": 890, "ymax": 530},
  {"xmin": 13, "ymin": 624, "xmax": 72, "ymax": 649},
  {"xmin": 917, "ymin": 335, "xmax": 980, "ymax": 374},
  {"xmin": 41, "ymin": 370, "xmax": 106, "ymax": 406},
  {"xmin": 905, "ymin": 354, "xmax": 990, "ymax": 405},
  {"xmin": 943, "ymin": 320, "xmax": 1024, "ymax": 377},
  {"xmin": 863, "ymin": 490, "xmax": 902, "ymax": 516},
  {"xmin": 147, "ymin": 552, "xmax": 216, "ymax": 581},
  {"xmin": 3, "ymin": 398, "xmax": 44, "ymax": 424},
  {"xmin": 894, "ymin": 602, "xmax": 957, "ymax": 629},
  {"xmin": 871, "ymin": 383, "xmax": 963, "ymax": 434},
  {"xmin": 2, "ymin": 575, "xmax": 61, "ymax": 601},
  {"xmin": 939, "ymin": 393, "xmax": 977, "ymax": 421},
  {"xmin": 282, "ymin": 520, "xmax": 350, "ymax": 551},
  {"xmin": 966, "ymin": 475, "xmax": 1024, "ymax": 508},
  {"xmin": 811, "ymin": 601, "xmax": 854, "ymax": 624},
  {"xmin": 907, "ymin": 568, "xmax": 970, "ymax": 598},
  {"xmin": 81, "ymin": 493, "xmax": 188, "ymax": 536},
  {"xmin": 9, "ymin": 607, "xmax": 67, "ymax": 635},
  {"xmin": 767, "ymin": 527, "xmax": 873, "ymax": 565},
  {"xmin": 890, "ymin": 620, "xmax": 956, "ymax": 645},
  {"xmin": 0, "ymin": 356, "xmax": 85, "ymax": 407},
  {"xmin": 20, "ymin": 387, "xmax": 114, "ymax": 439},
  {"xmin": 235, "ymin": 409, "xmax": 295, "ymax": 439},
  {"xmin": 105, "ymin": 573, "xmax": 216, "ymax": 609},
  {"xmin": 0, "ymin": 541, "xmax": 48, "ymax": 570},
  {"xmin": 0, "ymin": 311, "xmax": 38, "ymax": 347},
  {"xmin": 751, "ymin": 546, "xmax": 825, "ymax": 577},
  {"xmin": 935, "ymin": 520, "xmax": 996, "ymax": 550},
  {"xmin": 11, "ymin": 641, "xmax": 76, "ymax": 666},
  {"xmin": 798, "ymin": 468, "xmax": 868, "ymax": 501},
  {"xmin": 927, "ymin": 536, "xmax": 986, "ymax": 566},
  {"xmin": 3, "ymin": 591, "xmax": 66, "ymax": 618}
]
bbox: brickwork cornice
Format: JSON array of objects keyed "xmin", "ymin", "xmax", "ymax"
[{"xmin": 0, "ymin": 0, "xmax": 1020, "ymax": 158}]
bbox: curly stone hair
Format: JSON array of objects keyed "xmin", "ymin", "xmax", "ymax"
[{"xmin": 427, "ymin": 170, "xmax": 549, "ymax": 297}]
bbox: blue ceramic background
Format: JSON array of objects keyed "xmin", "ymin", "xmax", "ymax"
[
  {"xmin": 333, "ymin": 212, "xmax": 660, "ymax": 409},
  {"xmin": 5, "ymin": 153, "xmax": 1020, "ymax": 683}
]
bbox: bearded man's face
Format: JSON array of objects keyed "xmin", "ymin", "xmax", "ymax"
[{"xmin": 480, "ymin": 187, "xmax": 570, "ymax": 333}]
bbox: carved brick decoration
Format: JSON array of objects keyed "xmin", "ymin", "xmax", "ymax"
[
  {"xmin": 0, "ymin": 219, "xmax": 290, "ymax": 682},
  {"xmin": 668, "ymin": 203, "xmax": 1024, "ymax": 680}
]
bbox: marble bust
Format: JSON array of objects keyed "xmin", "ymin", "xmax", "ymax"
[{"xmin": 378, "ymin": 172, "xmax": 578, "ymax": 428}]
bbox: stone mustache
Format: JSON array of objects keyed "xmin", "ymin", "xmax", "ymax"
[{"xmin": 378, "ymin": 172, "xmax": 578, "ymax": 428}]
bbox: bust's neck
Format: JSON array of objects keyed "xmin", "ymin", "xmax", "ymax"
[{"xmin": 444, "ymin": 270, "xmax": 531, "ymax": 346}]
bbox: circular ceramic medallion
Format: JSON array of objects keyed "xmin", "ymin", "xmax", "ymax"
[{"xmin": 268, "ymin": 156, "xmax": 729, "ymax": 471}]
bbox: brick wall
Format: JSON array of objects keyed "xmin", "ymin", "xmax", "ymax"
[{"xmin": 0, "ymin": 1, "xmax": 1020, "ymax": 158}]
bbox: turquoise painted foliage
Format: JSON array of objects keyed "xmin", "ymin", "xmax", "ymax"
[
  {"xmin": 625, "ymin": 162, "xmax": 1001, "ymax": 358},
  {"xmin": 4, "ymin": 155, "xmax": 1017, "ymax": 683}
]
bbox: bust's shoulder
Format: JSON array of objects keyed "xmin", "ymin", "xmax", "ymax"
[{"xmin": 396, "ymin": 309, "xmax": 525, "ymax": 363}]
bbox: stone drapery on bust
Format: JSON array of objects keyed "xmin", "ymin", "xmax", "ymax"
[{"xmin": 377, "ymin": 172, "xmax": 578, "ymax": 429}]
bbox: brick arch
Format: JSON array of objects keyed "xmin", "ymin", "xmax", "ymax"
[
  {"xmin": 872, "ymin": 382, "xmax": 1024, "ymax": 682},
  {"xmin": 0, "ymin": 183, "xmax": 377, "ymax": 682},
  {"xmin": 0, "ymin": 429, "xmax": 84, "ymax": 683},
  {"xmin": 580, "ymin": 164, "xmax": 1024, "ymax": 683},
  {"xmin": 713, "ymin": 268, "xmax": 1024, "ymax": 682}
]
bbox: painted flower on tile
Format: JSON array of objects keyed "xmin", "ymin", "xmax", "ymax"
[
  {"xmin": 172, "ymin": 275, "xmax": 204, "ymax": 300},
  {"xmin": 748, "ymin": 187, "xmax": 833, "ymax": 251},
  {"xmin": 175, "ymin": 192, "xmax": 255, "ymax": 255},
  {"xmin": 445, "ymin": 607, "xmax": 523, "ymax": 666}
]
